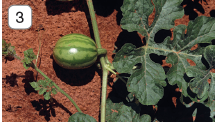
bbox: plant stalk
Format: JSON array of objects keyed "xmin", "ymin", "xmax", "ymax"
[
  {"xmin": 33, "ymin": 64, "xmax": 82, "ymax": 113},
  {"xmin": 86, "ymin": 0, "xmax": 108, "ymax": 121}
]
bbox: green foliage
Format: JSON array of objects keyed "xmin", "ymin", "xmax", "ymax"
[
  {"xmin": 185, "ymin": 45, "xmax": 215, "ymax": 101},
  {"xmin": 113, "ymin": 0, "xmax": 215, "ymax": 108},
  {"xmin": 205, "ymin": 100, "xmax": 215, "ymax": 121},
  {"xmin": 106, "ymin": 99, "xmax": 151, "ymax": 122},
  {"xmin": 30, "ymin": 79, "xmax": 57, "ymax": 100},
  {"xmin": 2, "ymin": 39, "xmax": 16, "ymax": 58},
  {"xmin": 68, "ymin": 112, "xmax": 97, "ymax": 122},
  {"xmin": 22, "ymin": 48, "xmax": 37, "ymax": 69},
  {"xmin": 2, "ymin": 0, "xmax": 215, "ymax": 121},
  {"xmin": 192, "ymin": 108, "xmax": 197, "ymax": 119}
]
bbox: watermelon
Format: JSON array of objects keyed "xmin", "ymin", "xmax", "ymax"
[{"xmin": 53, "ymin": 33, "xmax": 106, "ymax": 69}]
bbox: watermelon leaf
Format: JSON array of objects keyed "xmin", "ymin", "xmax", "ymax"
[
  {"xmin": 185, "ymin": 45, "xmax": 215, "ymax": 100},
  {"xmin": 205, "ymin": 99, "xmax": 215, "ymax": 121},
  {"xmin": 105, "ymin": 99, "xmax": 151, "ymax": 122},
  {"xmin": 113, "ymin": 0, "xmax": 215, "ymax": 106},
  {"xmin": 22, "ymin": 48, "xmax": 37, "ymax": 69},
  {"xmin": 30, "ymin": 79, "xmax": 57, "ymax": 100},
  {"xmin": 68, "ymin": 112, "xmax": 97, "ymax": 122}
]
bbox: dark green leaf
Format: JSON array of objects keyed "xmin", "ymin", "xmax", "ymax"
[
  {"xmin": 204, "ymin": 45, "xmax": 215, "ymax": 69},
  {"xmin": 192, "ymin": 108, "xmax": 197, "ymax": 117},
  {"xmin": 185, "ymin": 45, "xmax": 215, "ymax": 99},
  {"xmin": 113, "ymin": 43, "xmax": 139, "ymax": 73},
  {"xmin": 22, "ymin": 48, "xmax": 36, "ymax": 69},
  {"xmin": 121, "ymin": 0, "xmax": 184, "ymax": 42},
  {"xmin": 115, "ymin": 0, "xmax": 215, "ymax": 107},
  {"xmin": 114, "ymin": 0, "xmax": 185, "ymax": 105},
  {"xmin": 192, "ymin": 108, "xmax": 197, "ymax": 121},
  {"xmin": 209, "ymin": 73, "xmax": 215, "ymax": 100},
  {"xmin": 22, "ymin": 58, "xmax": 32, "ymax": 69},
  {"xmin": 106, "ymin": 99, "xmax": 151, "ymax": 122},
  {"xmin": 126, "ymin": 93, "xmax": 135, "ymax": 102},
  {"xmin": 68, "ymin": 112, "xmax": 97, "ymax": 122},
  {"xmin": 186, "ymin": 67, "xmax": 210, "ymax": 99},
  {"xmin": 113, "ymin": 44, "xmax": 166, "ymax": 105},
  {"xmin": 23, "ymin": 48, "xmax": 37, "ymax": 60},
  {"xmin": 205, "ymin": 99, "xmax": 215, "ymax": 121},
  {"xmin": 2, "ymin": 40, "xmax": 17, "ymax": 58},
  {"xmin": 164, "ymin": 16, "xmax": 215, "ymax": 97}
]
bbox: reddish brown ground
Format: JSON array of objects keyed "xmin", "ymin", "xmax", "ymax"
[{"xmin": 2, "ymin": 0, "xmax": 215, "ymax": 122}]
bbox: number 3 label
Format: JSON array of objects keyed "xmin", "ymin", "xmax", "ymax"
[
  {"xmin": 8, "ymin": 5, "xmax": 32, "ymax": 29},
  {"xmin": 16, "ymin": 11, "xmax": 24, "ymax": 23}
]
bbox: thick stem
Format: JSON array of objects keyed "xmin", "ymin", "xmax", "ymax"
[
  {"xmin": 97, "ymin": 48, "xmax": 107, "ymax": 56},
  {"xmin": 86, "ymin": 0, "xmax": 101, "ymax": 48},
  {"xmin": 86, "ymin": 0, "xmax": 107, "ymax": 121},
  {"xmin": 100, "ymin": 68, "xmax": 108, "ymax": 122},
  {"xmin": 33, "ymin": 64, "xmax": 82, "ymax": 113}
]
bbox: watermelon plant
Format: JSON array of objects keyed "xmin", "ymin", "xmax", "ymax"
[{"xmin": 2, "ymin": 0, "xmax": 215, "ymax": 122}]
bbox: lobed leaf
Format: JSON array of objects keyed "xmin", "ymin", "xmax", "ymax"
[
  {"xmin": 106, "ymin": 99, "xmax": 151, "ymax": 122},
  {"xmin": 209, "ymin": 73, "xmax": 215, "ymax": 100},
  {"xmin": 30, "ymin": 82, "xmax": 41, "ymax": 90},
  {"xmin": 185, "ymin": 45, "xmax": 215, "ymax": 99},
  {"xmin": 38, "ymin": 79, "xmax": 50, "ymax": 88},
  {"xmin": 44, "ymin": 92, "xmax": 51, "ymax": 100},
  {"xmin": 121, "ymin": 0, "xmax": 184, "ymax": 42},
  {"xmin": 205, "ymin": 99, "xmax": 215, "ymax": 121},
  {"xmin": 68, "ymin": 112, "xmax": 97, "ymax": 122},
  {"xmin": 51, "ymin": 88, "xmax": 57, "ymax": 95},
  {"xmin": 22, "ymin": 48, "xmax": 37, "ymax": 69},
  {"xmin": 30, "ymin": 82, "xmax": 39, "ymax": 88},
  {"xmin": 113, "ymin": 43, "xmax": 166, "ymax": 105},
  {"xmin": 38, "ymin": 88, "xmax": 47, "ymax": 95},
  {"xmin": 115, "ymin": 0, "xmax": 215, "ymax": 106}
]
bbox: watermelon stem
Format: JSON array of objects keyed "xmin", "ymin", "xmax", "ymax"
[
  {"xmin": 87, "ymin": 0, "xmax": 111, "ymax": 121},
  {"xmin": 97, "ymin": 48, "xmax": 107, "ymax": 56},
  {"xmin": 33, "ymin": 64, "xmax": 83, "ymax": 113}
]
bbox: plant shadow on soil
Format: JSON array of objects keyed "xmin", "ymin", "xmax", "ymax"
[
  {"xmin": 51, "ymin": 55, "xmax": 101, "ymax": 86},
  {"xmin": 2, "ymin": 69, "xmax": 73, "ymax": 122},
  {"xmin": 2, "ymin": 70, "xmax": 38, "ymax": 94},
  {"xmin": 31, "ymin": 98, "xmax": 72, "ymax": 121}
]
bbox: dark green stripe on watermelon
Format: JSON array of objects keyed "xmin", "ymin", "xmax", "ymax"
[
  {"xmin": 53, "ymin": 53, "xmax": 97, "ymax": 69},
  {"xmin": 55, "ymin": 47, "xmax": 97, "ymax": 55},
  {"xmin": 56, "ymin": 33, "xmax": 96, "ymax": 47},
  {"xmin": 56, "ymin": 39, "xmax": 96, "ymax": 48}
]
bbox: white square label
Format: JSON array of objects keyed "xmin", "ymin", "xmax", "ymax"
[{"xmin": 8, "ymin": 5, "xmax": 32, "ymax": 29}]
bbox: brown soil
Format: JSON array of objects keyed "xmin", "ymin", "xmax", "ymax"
[{"xmin": 2, "ymin": 0, "xmax": 215, "ymax": 122}]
